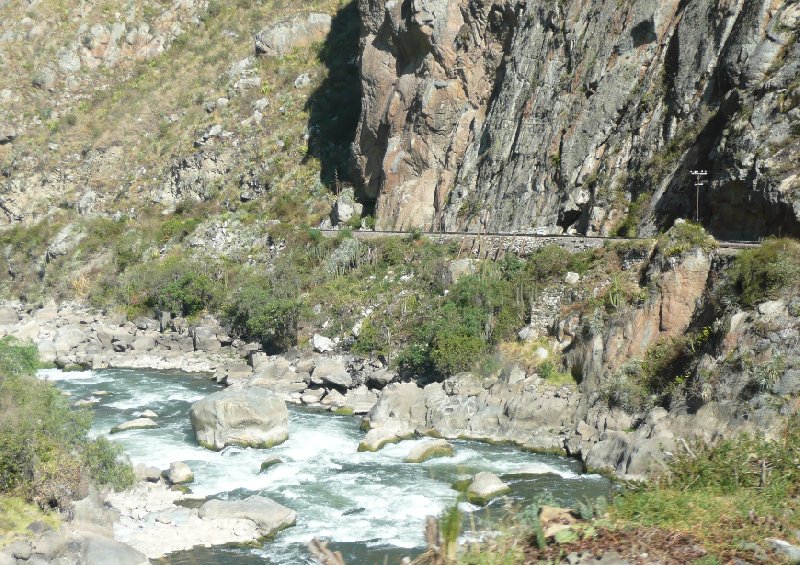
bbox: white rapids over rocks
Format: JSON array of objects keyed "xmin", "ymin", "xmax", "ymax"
[{"xmin": 40, "ymin": 367, "xmax": 609, "ymax": 564}]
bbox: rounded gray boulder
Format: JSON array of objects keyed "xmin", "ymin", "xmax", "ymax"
[{"xmin": 190, "ymin": 387, "xmax": 288, "ymax": 451}]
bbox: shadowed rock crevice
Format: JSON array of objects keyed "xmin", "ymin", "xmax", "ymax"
[{"xmin": 305, "ymin": 2, "xmax": 362, "ymax": 189}]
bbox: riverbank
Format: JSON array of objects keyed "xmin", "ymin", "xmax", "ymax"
[
  {"xmin": 0, "ymin": 300, "xmax": 618, "ymax": 562},
  {"xmin": 0, "ymin": 299, "xmax": 709, "ymax": 483},
  {"xmin": 2, "ymin": 297, "xmax": 798, "ymax": 563}
]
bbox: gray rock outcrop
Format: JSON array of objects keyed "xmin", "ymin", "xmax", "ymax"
[
  {"xmin": 80, "ymin": 534, "xmax": 150, "ymax": 565},
  {"xmin": 134, "ymin": 464, "xmax": 162, "ymax": 483},
  {"xmin": 363, "ymin": 376, "xmax": 578, "ymax": 452},
  {"xmin": 166, "ymin": 462, "xmax": 193, "ymax": 484},
  {"xmin": 106, "ymin": 483, "xmax": 296, "ymax": 558},
  {"xmin": 255, "ymin": 13, "xmax": 332, "ymax": 57},
  {"xmin": 312, "ymin": 358, "xmax": 352, "ymax": 389}
]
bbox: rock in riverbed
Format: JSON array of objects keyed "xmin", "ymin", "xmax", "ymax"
[
  {"xmin": 107, "ymin": 484, "xmax": 297, "ymax": 558},
  {"xmin": 190, "ymin": 387, "xmax": 288, "ymax": 450},
  {"xmin": 260, "ymin": 456, "xmax": 283, "ymax": 472},
  {"xmin": 312, "ymin": 358, "xmax": 351, "ymax": 388},
  {"xmin": 166, "ymin": 462, "xmax": 193, "ymax": 484},
  {"xmin": 358, "ymin": 421, "xmax": 414, "ymax": 452},
  {"xmin": 110, "ymin": 417, "xmax": 158, "ymax": 434},
  {"xmin": 133, "ymin": 465, "xmax": 162, "ymax": 483},
  {"xmin": 467, "ymin": 472, "xmax": 511, "ymax": 505},
  {"xmin": 405, "ymin": 439, "xmax": 454, "ymax": 463},
  {"xmin": 198, "ymin": 496, "xmax": 296, "ymax": 533}
]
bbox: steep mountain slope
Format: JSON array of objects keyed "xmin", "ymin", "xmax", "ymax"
[
  {"xmin": 0, "ymin": 0, "xmax": 357, "ymax": 227},
  {"xmin": 354, "ymin": 0, "xmax": 800, "ymax": 239}
]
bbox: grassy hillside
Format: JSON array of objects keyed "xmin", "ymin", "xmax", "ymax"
[{"xmin": 1, "ymin": 0, "xmax": 359, "ymax": 225}]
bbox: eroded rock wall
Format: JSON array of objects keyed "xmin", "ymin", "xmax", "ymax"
[
  {"xmin": 355, "ymin": 0, "xmax": 800, "ymax": 239},
  {"xmin": 355, "ymin": 0, "xmax": 518, "ymax": 230}
]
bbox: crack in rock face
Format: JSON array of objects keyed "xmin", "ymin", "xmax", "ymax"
[{"xmin": 353, "ymin": 0, "xmax": 800, "ymax": 240}]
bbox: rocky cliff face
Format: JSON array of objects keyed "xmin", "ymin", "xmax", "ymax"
[{"xmin": 354, "ymin": 0, "xmax": 800, "ymax": 239}]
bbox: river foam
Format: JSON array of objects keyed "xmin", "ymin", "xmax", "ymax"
[{"xmin": 40, "ymin": 367, "xmax": 609, "ymax": 564}]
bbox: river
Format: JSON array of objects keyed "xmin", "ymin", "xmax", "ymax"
[{"xmin": 39, "ymin": 367, "xmax": 610, "ymax": 564}]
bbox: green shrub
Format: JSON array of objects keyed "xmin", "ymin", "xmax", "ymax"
[
  {"xmin": 0, "ymin": 337, "xmax": 39, "ymax": 377},
  {"xmin": 325, "ymin": 237, "xmax": 369, "ymax": 275},
  {"xmin": 430, "ymin": 327, "xmax": 486, "ymax": 375},
  {"xmin": 352, "ymin": 318, "xmax": 389, "ymax": 358},
  {"xmin": 346, "ymin": 215, "xmax": 363, "ymax": 230},
  {"xmin": 663, "ymin": 415, "xmax": 800, "ymax": 494},
  {"xmin": 120, "ymin": 256, "xmax": 223, "ymax": 317},
  {"xmin": 537, "ymin": 360, "xmax": 576, "ymax": 386},
  {"xmin": 307, "ymin": 228, "xmax": 323, "ymax": 243},
  {"xmin": 0, "ymin": 342, "xmax": 134, "ymax": 510},
  {"xmin": 202, "ymin": 0, "xmax": 222, "ymax": 21},
  {"xmin": 524, "ymin": 245, "xmax": 594, "ymax": 281},
  {"xmin": 727, "ymin": 238, "xmax": 800, "ymax": 307},
  {"xmin": 82, "ymin": 437, "xmax": 135, "ymax": 491},
  {"xmin": 601, "ymin": 361, "xmax": 653, "ymax": 413},
  {"xmin": 376, "ymin": 237, "xmax": 408, "ymax": 266},
  {"xmin": 157, "ymin": 270, "xmax": 221, "ymax": 317},
  {"xmin": 656, "ymin": 221, "xmax": 717, "ymax": 257},
  {"xmin": 0, "ymin": 372, "xmax": 92, "ymax": 506},
  {"xmin": 614, "ymin": 416, "xmax": 800, "ymax": 555},
  {"xmin": 641, "ymin": 336, "xmax": 688, "ymax": 393},
  {"xmin": 112, "ymin": 231, "xmax": 144, "ymax": 273},
  {"xmin": 0, "ymin": 496, "xmax": 60, "ymax": 538},
  {"xmin": 80, "ymin": 218, "xmax": 127, "ymax": 255},
  {"xmin": 227, "ymin": 278, "xmax": 302, "ymax": 351},
  {"xmin": 392, "ymin": 246, "xmax": 597, "ymax": 379},
  {"xmin": 157, "ymin": 217, "xmax": 201, "ymax": 243},
  {"xmin": 398, "ymin": 270, "xmax": 527, "ymax": 376},
  {"xmin": 615, "ymin": 193, "xmax": 650, "ymax": 238}
]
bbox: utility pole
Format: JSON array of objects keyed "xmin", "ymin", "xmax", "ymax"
[{"xmin": 690, "ymin": 170, "xmax": 708, "ymax": 223}]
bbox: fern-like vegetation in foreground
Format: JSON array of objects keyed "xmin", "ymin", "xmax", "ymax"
[{"xmin": 0, "ymin": 337, "xmax": 134, "ymax": 541}]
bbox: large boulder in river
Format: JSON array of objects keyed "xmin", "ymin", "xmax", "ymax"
[
  {"xmin": 405, "ymin": 439, "xmax": 454, "ymax": 463},
  {"xmin": 198, "ymin": 496, "xmax": 296, "ymax": 534},
  {"xmin": 358, "ymin": 421, "xmax": 414, "ymax": 452},
  {"xmin": 110, "ymin": 418, "xmax": 158, "ymax": 434},
  {"xmin": 166, "ymin": 462, "xmax": 193, "ymax": 484},
  {"xmin": 367, "ymin": 382, "xmax": 427, "ymax": 429},
  {"xmin": 466, "ymin": 472, "xmax": 511, "ymax": 505},
  {"xmin": 190, "ymin": 387, "xmax": 288, "ymax": 450}
]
